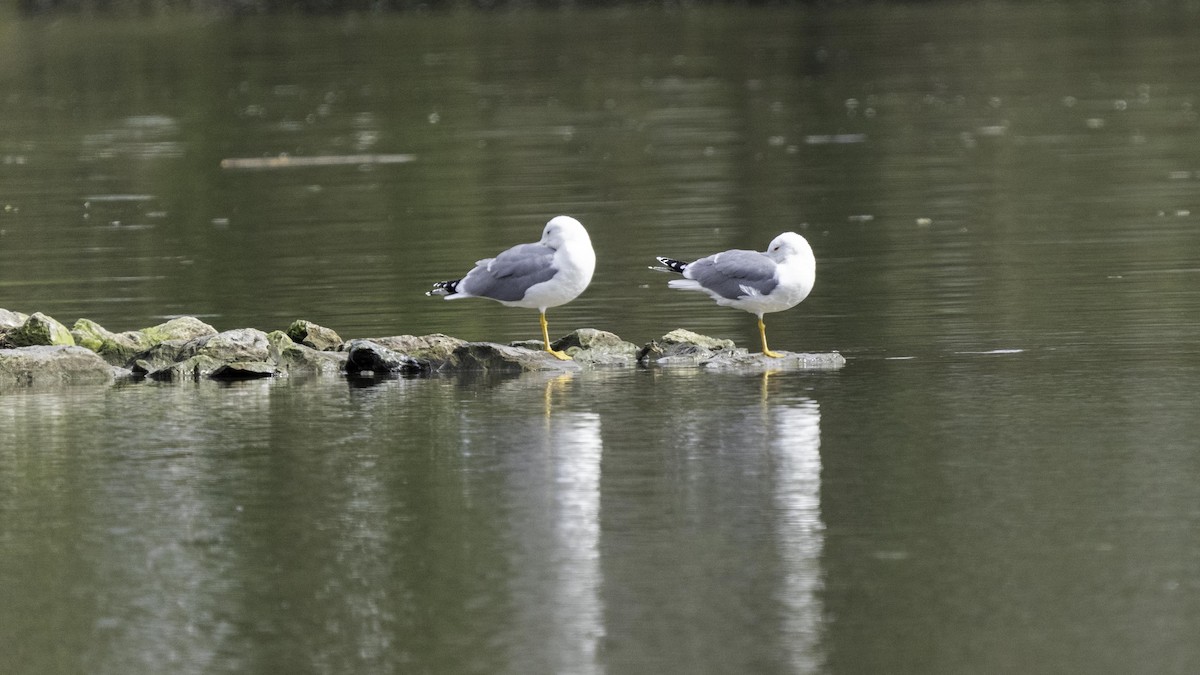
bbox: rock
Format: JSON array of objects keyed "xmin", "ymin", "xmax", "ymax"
[
  {"xmin": 448, "ymin": 342, "xmax": 582, "ymax": 372},
  {"xmin": 141, "ymin": 328, "xmax": 276, "ymax": 381},
  {"xmin": 267, "ymin": 331, "xmax": 348, "ymax": 376},
  {"xmin": 637, "ymin": 328, "xmax": 845, "ymax": 370},
  {"xmin": 1, "ymin": 314, "xmax": 846, "ymax": 384},
  {"xmin": 700, "ymin": 350, "xmax": 847, "ymax": 371},
  {"xmin": 130, "ymin": 339, "xmax": 192, "ymax": 376},
  {"xmin": 369, "ymin": 334, "xmax": 466, "ymax": 363},
  {"xmin": 188, "ymin": 328, "xmax": 272, "ymax": 362},
  {"xmin": 346, "ymin": 335, "xmax": 579, "ymax": 374},
  {"xmin": 141, "ymin": 316, "xmax": 218, "ymax": 344},
  {"xmin": 0, "ymin": 346, "xmax": 115, "ymax": 387},
  {"xmin": 71, "ymin": 318, "xmax": 154, "ymax": 366},
  {"xmin": 549, "ymin": 328, "xmax": 639, "ymax": 367},
  {"xmin": 344, "ymin": 339, "xmax": 427, "ymax": 375},
  {"xmin": 210, "ymin": 361, "xmax": 277, "ymax": 380},
  {"xmin": 146, "ymin": 354, "xmax": 226, "ymax": 382},
  {"xmin": 637, "ymin": 328, "xmax": 739, "ymax": 366},
  {"xmin": 3, "ymin": 312, "xmax": 76, "ymax": 348},
  {"xmin": 0, "ymin": 308, "xmax": 28, "ymax": 330},
  {"xmin": 72, "ymin": 316, "xmax": 216, "ymax": 368},
  {"xmin": 285, "ymin": 320, "xmax": 343, "ymax": 351}
]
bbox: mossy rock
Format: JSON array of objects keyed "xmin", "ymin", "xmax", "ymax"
[
  {"xmin": 71, "ymin": 318, "xmax": 154, "ymax": 366},
  {"xmin": 285, "ymin": 320, "xmax": 343, "ymax": 351},
  {"xmin": 549, "ymin": 328, "xmax": 639, "ymax": 367},
  {"xmin": 5, "ymin": 312, "xmax": 76, "ymax": 348},
  {"xmin": 267, "ymin": 331, "xmax": 348, "ymax": 376},
  {"xmin": 141, "ymin": 316, "xmax": 218, "ymax": 344}
]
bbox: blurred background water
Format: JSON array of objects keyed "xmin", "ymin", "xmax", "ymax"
[{"xmin": 3, "ymin": 3, "xmax": 1200, "ymax": 674}]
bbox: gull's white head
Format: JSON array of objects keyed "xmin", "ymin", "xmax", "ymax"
[
  {"xmin": 766, "ymin": 231, "xmax": 814, "ymax": 263},
  {"xmin": 541, "ymin": 215, "xmax": 591, "ymax": 249}
]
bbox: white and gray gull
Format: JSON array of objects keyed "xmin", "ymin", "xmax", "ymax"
[
  {"xmin": 653, "ymin": 231, "xmax": 816, "ymax": 358},
  {"xmin": 426, "ymin": 215, "xmax": 596, "ymax": 360}
]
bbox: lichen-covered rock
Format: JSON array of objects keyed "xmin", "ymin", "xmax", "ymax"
[
  {"xmin": 0, "ymin": 345, "xmax": 115, "ymax": 387},
  {"xmin": 267, "ymin": 331, "xmax": 348, "ymax": 376},
  {"xmin": 549, "ymin": 328, "xmax": 639, "ymax": 367},
  {"xmin": 71, "ymin": 318, "xmax": 154, "ymax": 366},
  {"xmin": 3, "ymin": 312, "xmax": 76, "ymax": 348},
  {"xmin": 344, "ymin": 339, "xmax": 427, "ymax": 375},
  {"xmin": 285, "ymin": 320, "xmax": 343, "ymax": 352},
  {"xmin": 0, "ymin": 308, "xmax": 28, "ymax": 330},
  {"xmin": 141, "ymin": 316, "xmax": 218, "ymax": 344}
]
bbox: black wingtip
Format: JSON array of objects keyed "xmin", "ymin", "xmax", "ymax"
[
  {"xmin": 655, "ymin": 257, "xmax": 688, "ymax": 274},
  {"xmin": 427, "ymin": 279, "xmax": 461, "ymax": 296}
]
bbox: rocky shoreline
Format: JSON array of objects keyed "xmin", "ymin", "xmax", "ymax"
[{"xmin": 0, "ymin": 308, "xmax": 845, "ymax": 387}]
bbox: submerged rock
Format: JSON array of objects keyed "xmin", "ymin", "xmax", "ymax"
[
  {"xmin": 3, "ymin": 312, "xmax": 76, "ymax": 348},
  {"xmin": 0, "ymin": 345, "xmax": 115, "ymax": 387},
  {"xmin": 285, "ymin": 320, "xmax": 343, "ymax": 352}
]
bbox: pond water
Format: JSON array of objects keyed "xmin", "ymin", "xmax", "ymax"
[{"xmin": 3, "ymin": 4, "xmax": 1200, "ymax": 674}]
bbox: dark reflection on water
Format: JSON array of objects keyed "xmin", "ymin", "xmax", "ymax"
[{"xmin": 5, "ymin": 3, "xmax": 1200, "ymax": 674}]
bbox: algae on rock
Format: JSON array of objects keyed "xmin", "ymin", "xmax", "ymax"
[
  {"xmin": 71, "ymin": 318, "xmax": 154, "ymax": 366},
  {"xmin": 3, "ymin": 312, "xmax": 76, "ymax": 348},
  {"xmin": 268, "ymin": 331, "xmax": 349, "ymax": 376},
  {"xmin": 285, "ymin": 320, "xmax": 343, "ymax": 352}
]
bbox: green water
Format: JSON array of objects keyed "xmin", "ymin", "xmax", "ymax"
[{"xmin": 3, "ymin": 4, "xmax": 1200, "ymax": 674}]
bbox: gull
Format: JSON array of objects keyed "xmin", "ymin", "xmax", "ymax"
[
  {"xmin": 427, "ymin": 216, "xmax": 596, "ymax": 360},
  {"xmin": 654, "ymin": 232, "xmax": 816, "ymax": 358}
]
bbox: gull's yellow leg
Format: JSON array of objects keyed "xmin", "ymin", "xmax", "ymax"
[
  {"xmin": 540, "ymin": 311, "xmax": 572, "ymax": 360},
  {"xmin": 759, "ymin": 316, "xmax": 783, "ymax": 358}
]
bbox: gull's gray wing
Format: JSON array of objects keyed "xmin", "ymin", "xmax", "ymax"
[
  {"xmin": 685, "ymin": 249, "xmax": 778, "ymax": 300},
  {"xmin": 459, "ymin": 242, "xmax": 558, "ymax": 302}
]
